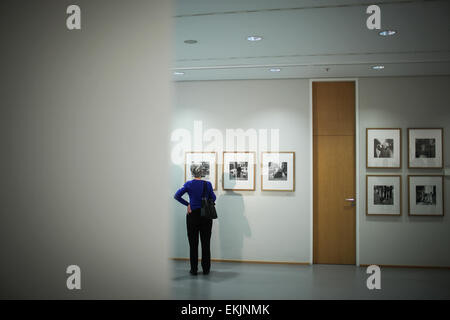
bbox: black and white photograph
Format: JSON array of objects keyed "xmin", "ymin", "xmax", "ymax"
[
  {"xmin": 229, "ymin": 162, "xmax": 249, "ymax": 181},
  {"xmin": 223, "ymin": 152, "xmax": 256, "ymax": 191},
  {"xmin": 416, "ymin": 185, "xmax": 436, "ymax": 206},
  {"xmin": 374, "ymin": 138, "xmax": 394, "ymax": 158},
  {"xmin": 185, "ymin": 152, "xmax": 217, "ymax": 190},
  {"xmin": 261, "ymin": 152, "xmax": 295, "ymax": 191},
  {"xmin": 367, "ymin": 129, "xmax": 401, "ymax": 168},
  {"xmin": 409, "ymin": 176, "xmax": 444, "ymax": 216},
  {"xmin": 268, "ymin": 162, "xmax": 288, "ymax": 181},
  {"xmin": 415, "ymin": 139, "xmax": 436, "ymax": 158},
  {"xmin": 373, "ymin": 185, "xmax": 394, "ymax": 205},
  {"xmin": 408, "ymin": 128, "xmax": 443, "ymax": 168},
  {"xmin": 366, "ymin": 175, "xmax": 401, "ymax": 216}
]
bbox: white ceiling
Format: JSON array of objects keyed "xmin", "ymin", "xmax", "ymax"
[{"xmin": 173, "ymin": 0, "xmax": 450, "ymax": 80}]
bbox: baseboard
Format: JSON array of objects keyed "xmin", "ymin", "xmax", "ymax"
[
  {"xmin": 172, "ymin": 258, "xmax": 450, "ymax": 269},
  {"xmin": 360, "ymin": 264, "xmax": 450, "ymax": 269},
  {"xmin": 171, "ymin": 257, "xmax": 310, "ymax": 266}
]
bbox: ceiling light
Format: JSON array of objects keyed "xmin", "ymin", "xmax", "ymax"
[
  {"xmin": 269, "ymin": 68, "xmax": 281, "ymax": 72},
  {"xmin": 379, "ymin": 30, "xmax": 396, "ymax": 36},
  {"xmin": 372, "ymin": 65, "xmax": 385, "ymax": 70},
  {"xmin": 247, "ymin": 36, "xmax": 263, "ymax": 41},
  {"xmin": 173, "ymin": 71, "xmax": 185, "ymax": 75},
  {"xmin": 184, "ymin": 40, "xmax": 198, "ymax": 44}
]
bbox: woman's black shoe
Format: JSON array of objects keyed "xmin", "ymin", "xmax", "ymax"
[
  {"xmin": 202, "ymin": 270, "xmax": 210, "ymax": 275},
  {"xmin": 190, "ymin": 270, "xmax": 198, "ymax": 276}
]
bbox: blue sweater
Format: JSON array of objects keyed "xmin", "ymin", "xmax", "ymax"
[{"xmin": 174, "ymin": 179, "xmax": 216, "ymax": 210}]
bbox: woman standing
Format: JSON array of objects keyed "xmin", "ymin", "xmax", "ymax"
[{"xmin": 174, "ymin": 164, "xmax": 216, "ymax": 275}]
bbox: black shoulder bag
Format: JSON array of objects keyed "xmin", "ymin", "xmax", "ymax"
[{"xmin": 201, "ymin": 181, "xmax": 217, "ymax": 219}]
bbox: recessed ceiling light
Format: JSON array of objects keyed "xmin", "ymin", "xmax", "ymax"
[
  {"xmin": 379, "ymin": 30, "xmax": 396, "ymax": 36},
  {"xmin": 269, "ymin": 68, "xmax": 281, "ymax": 72},
  {"xmin": 184, "ymin": 40, "xmax": 198, "ymax": 44},
  {"xmin": 173, "ymin": 71, "xmax": 185, "ymax": 75},
  {"xmin": 372, "ymin": 65, "xmax": 385, "ymax": 70},
  {"xmin": 247, "ymin": 35, "xmax": 263, "ymax": 41}
]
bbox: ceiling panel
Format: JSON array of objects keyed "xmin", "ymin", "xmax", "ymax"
[
  {"xmin": 175, "ymin": 0, "xmax": 412, "ymax": 17},
  {"xmin": 173, "ymin": 62, "xmax": 450, "ymax": 81},
  {"xmin": 173, "ymin": 0, "xmax": 450, "ymax": 80}
]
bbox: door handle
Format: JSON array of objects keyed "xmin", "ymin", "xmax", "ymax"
[{"xmin": 345, "ymin": 198, "xmax": 356, "ymax": 207}]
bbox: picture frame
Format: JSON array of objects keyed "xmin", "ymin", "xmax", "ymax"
[
  {"xmin": 408, "ymin": 128, "xmax": 444, "ymax": 169},
  {"xmin": 185, "ymin": 152, "xmax": 217, "ymax": 190},
  {"xmin": 366, "ymin": 175, "xmax": 402, "ymax": 216},
  {"xmin": 408, "ymin": 175, "xmax": 444, "ymax": 216},
  {"xmin": 366, "ymin": 128, "xmax": 402, "ymax": 169},
  {"xmin": 261, "ymin": 152, "xmax": 295, "ymax": 192},
  {"xmin": 222, "ymin": 151, "xmax": 256, "ymax": 191}
]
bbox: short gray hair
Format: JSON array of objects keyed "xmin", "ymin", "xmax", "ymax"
[{"xmin": 190, "ymin": 163, "xmax": 203, "ymax": 178}]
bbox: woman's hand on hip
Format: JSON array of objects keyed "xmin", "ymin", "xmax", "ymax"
[{"xmin": 187, "ymin": 204, "xmax": 192, "ymax": 214}]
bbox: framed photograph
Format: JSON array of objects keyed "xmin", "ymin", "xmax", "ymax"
[
  {"xmin": 261, "ymin": 152, "xmax": 295, "ymax": 191},
  {"xmin": 366, "ymin": 128, "xmax": 401, "ymax": 169},
  {"xmin": 408, "ymin": 175, "xmax": 444, "ymax": 216},
  {"xmin": 408, "ymin": 128, "xmax": 443, "ymax": 168},
  {"xmin": 185, "ymin": 152, "xmax": 217, "ymax": 190},
  {"xmin": 223, "ymin": 152, "xmax": 256, "ymax": 191},
  {"xmin": 366, "ymin": 175, "xmax": 402, "ymax": 216}
]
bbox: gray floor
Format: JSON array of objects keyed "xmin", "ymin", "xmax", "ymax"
[{"xmin": 171, "ymin": 260, "xmax": 450, "ymax": 300}]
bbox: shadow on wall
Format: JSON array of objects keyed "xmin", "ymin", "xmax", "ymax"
[
  {"xmin": 171, "ymin": 170, "xmax": 252, "ymax": 261},
  {"xmin": 217, "ymin": 180, "xmax": 251, "ymax": 261}
]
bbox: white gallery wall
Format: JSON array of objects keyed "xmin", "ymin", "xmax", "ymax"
[
  {"xmin": 359, "ymin": 76, "xmax": 450, "ymax": 267},
  {"xmin": 171, "ymin": 80, "xmax": 312, "ymax": 263},
  {"xmin": 171, "ymin": 76, "xmax": 450, "ymax": 266}
]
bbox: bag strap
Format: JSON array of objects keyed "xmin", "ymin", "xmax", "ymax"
[{"xmin": 202, "ymin": 180, "xmax": 208, "ymax": 199}]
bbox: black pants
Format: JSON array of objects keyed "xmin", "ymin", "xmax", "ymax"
[{"xmin": 186, "ymin": 209, "xmax": 213, "ymax": 272}]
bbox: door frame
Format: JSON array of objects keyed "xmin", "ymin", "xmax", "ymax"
[{"xmin": 309, "ymin": 78, "xmax": 360, "ymax": 266}]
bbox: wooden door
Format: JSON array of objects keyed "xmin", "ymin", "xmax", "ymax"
[{"xmin": 313, "ymin": 81, "xmax": 356, "ymax": 265}]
